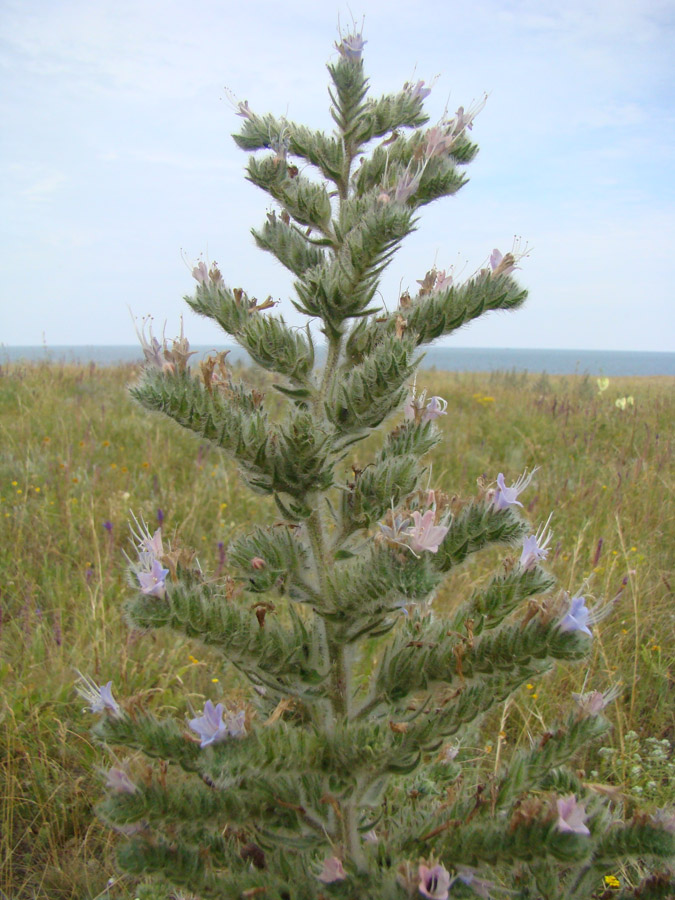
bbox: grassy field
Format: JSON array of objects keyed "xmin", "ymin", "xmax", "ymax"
[{"xmin": 0, "ymin": 360, "xmax": 673, "ymax": 899}]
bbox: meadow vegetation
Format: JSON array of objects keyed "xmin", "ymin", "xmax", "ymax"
[{"xmin": 0, "ymin": 360, "xmax": 672, "ymax": 899}]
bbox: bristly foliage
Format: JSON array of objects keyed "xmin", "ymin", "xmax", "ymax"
[{"xmin": 93, "ymin": 30, "xmax": 675, "ymax": 900}]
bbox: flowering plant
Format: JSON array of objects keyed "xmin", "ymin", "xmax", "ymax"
[{"xmin": 85, "ymin": 31, "xmax": 674, "ymax": 899}]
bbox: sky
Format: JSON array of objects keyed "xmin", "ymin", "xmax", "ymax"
[{"xmin": 1, "ymin": 0, "xmax": 674, "ymax": 351}]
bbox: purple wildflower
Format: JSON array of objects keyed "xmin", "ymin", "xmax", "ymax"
[
  {"xmin": 558, "ymin": 595, "xmax": 592, "ymax": 637},
  {"xmin": 318, "ymin": 856, "xmax": 347, "ymax": 883},
  {"xmin": 379, "ymin": 512, "xmax": 412, "ymax": 543},
  {"xmin": 418, "ymin": 863, "xmax": 451, "ymax": 900},
  {"xmin": 421, "ymin": 395, "xmax": 448, "ymax": 424},
  {"xmin": 192, "ymin": 261, "xmax": 209, "ymax": 284},
  {"xmin": 394, "ymin": 166, "xmax": 425, "ymax": 204},
  {"xmin": 102, "ymin": 520, "xmax": 113, "ymax": 533},
  {"xmin": 129, "ymin": 512, "xmax": 164, "ymax": 560},
  {"xmin": 106, "ymin": 767, "xmax": 137, "ymax": 794},
  {"xmin": 445, "ymin": 94, "xmax": 488, "ymax": 136},
  {"xmin": 519, "ymin": 514, "xmax": 553, "ymax": 570},
  {"xmin": 492, "ymin": 468, "xmax": 538, "ymax": 510},
  {"xmin": 188, "ymin": 700, "xmax": 247, "ymax": 748},
  {"xmin": 157, "ymin": 508, "xmax": 164, "ymax": 526},
  {"xmin": 132, "ymin": 316, "xmax": 172, "ymax": 371},
  {"xmin": 572, "ymin": 684, "xmax": 622, "ymax": 716},
  {"xmin": 137, "ymin": 558, "xmax": 170, "ymax": 598},
  {"xmin": 76, "ymin": 673, "xmax": 121, "ymax": 716},
  {"xmin": 433, "ymin": 269, "xmax": 454, "ymax": 293},
  {"xmin": 556, "ymin": 795, "xmax": 590, "ymax": 836},
  {"xmin": 405, "ymin": 510, "xmax": 449, "ymax": 555},
  {"xmin": 425, "ymin": 126, "xmax": 456, "ymax": 160},
  {"xmin": 337, "ymin": 31, "xmax": 366, "ymax": 62},
  {"xmin": 410, "ymin": 79, "xmax": 432, "ymax": 101}
]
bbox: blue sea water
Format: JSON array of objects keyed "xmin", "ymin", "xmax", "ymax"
[{"xmin": 2, "ymin": 345, "xmax": 674, "ymax": 376}]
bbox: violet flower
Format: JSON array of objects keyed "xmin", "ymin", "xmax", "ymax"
[
  {"xmin": 132, "ymin": 316, "xmax": 171, "ymax": 371},
  {"xmin": 338, "ymin": 31, "xmax": 366, "ymax": 62},
  {"xmin": 556, "ymin": 795, "xmax": 590, "ymax": 836},
  {"xmin": 572, "ymin": 684, "xmax": 621, "ymax": 716},
  {"xmin": 129, "ymin": 512, "xmax": 164, "ymax": 560},
  {"xmin": 405, "ymin": 509, "xmax": 449, "ymax": 555},
  {"xmin": 558, "ymin": 594, "xmax": 592, "ymax": 637},
  {"xmin": 433, "ymin": 269, "xmax": 454, "ymax": 293},
  {"xmin": 418, "ymin": 863, "xmax": 451, "ymax": 900},
  {"xmin": 318, "ymin": 856, "xmax": 347, "ymax": 883},
  {"xmin": 425, "ymin": 126, "xmax": 456, "ymax": 160},
  {"xmin": 492, "ymin": 468, "xmax": 538, "ymax": 510},
  {"xmin": 192, "ymin": 261, "xmax": 209, "ymax": 284},
  {"xmin": 379, "ymin": 512, "xmax": 412, "ymax": 543},
  {"xmin": 106, "ymin": 767, "xmax": 137, "ymax": 794},
  {"xmin": 188, "ymin": 700, "xmax": 247, "ymax": 748},
  {"xmin": 76, "ymin": 672, "xmax": 121, "ymax": 716},
  {"xmin": 421, "ymin": 395, "xmax": 448, "ymax": 424},
  {"xmin": 519, "ymin": 514, "xmax": 553, "ymax": 570},
  {"xmin": 137, "ymin": 558, "xmax": 170, "ymax": 598},
  {"xmin": 410, "ymin": 79, "xmax": 432, "ymax": 101}
]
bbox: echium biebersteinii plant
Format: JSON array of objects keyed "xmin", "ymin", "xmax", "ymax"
[{"xmin": 85, "ymin": 31, "xmax": 675, "ymax": 900}]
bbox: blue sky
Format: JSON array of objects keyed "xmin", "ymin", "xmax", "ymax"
[{"xmin": 1, "ymin": 0, "xmax": 674, "ymax": 350}]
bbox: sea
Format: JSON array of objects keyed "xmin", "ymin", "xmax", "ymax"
[{"xmin": 2, "ymin": 345, "xmax": 674, "ymax": 376}]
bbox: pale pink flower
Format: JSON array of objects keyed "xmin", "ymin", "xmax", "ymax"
[
  {"xmin": 421, "ymin": 396, "xmax": 447, "ymax": 423},
  {"xmin": 318, "ymin": 856, "xmax": 346, "ymax": 883},
  {"xmin": 572, "ymin": 685, "xmax": 621, "ymax": 716},
  {"xmin": 418, "ymin": 863, "xmax": 451, "ymax": 899},
  {"xmin": 556, "ymin": 795, "xmax": 590, "ymax": 836},
  {"xmin": 405, "ymin": 509, "xmax": 449, "ymax": 554},
  {"xmin": 106, "ymin": 767, "xmax": 137, "ymax": 794}
]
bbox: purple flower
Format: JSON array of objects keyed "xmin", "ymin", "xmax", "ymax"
[
  {"xmin": 337, "ymin": 31, "xmax": 366, "ymax": 62},
  {"xmin": 558, "ymin": 595, "xmax": 592, "ymax": 637},
  {"xmin": 410, "ymin": 79, "xmax": 432, "ymax": 101},
  {"xmin": 433, "ymin": 269, "xmax": 454, "ymax": 293},
  {"xmin": 421, "ymin": 396, "xmax": 448, "ymax": 424},
  {"xmin": 425, "ymin": 126, "xmax": 456, "ymax": 160},
  {"xmin": 130, "ymin": 512, "xmax": 164, "ymax": 560},
  {"xmin": 192, "ymin": 261, "xmax": 209, "ymax": 284},
  {"xmin": 318, "ymin": 856, "xmax": 347, "ymax": 883},
  {"xmin": 489, "ymin": 237, "xmax": 530, "ymax": 277},
  {"xmin": 492, "ymin": 468, "xmax": 538, "ymax": 510},
  {"xmin": 556, "ymin": 795, "xmax": 590, "ymax": 836},
  {"xmin": 106, "ymin": 767, "xmax": 137, "ymax": 794},
  {"xmin": 519, "ymin": 515, "xmax": 553, "ymax": 570},
  {"xmin": 188, "ymin": 700, "xmax": 247, "ymax": 748},
  {"xmin": 379, "ymin": 512, "xmax": 411, "ymax": 543},
  {"xmin": 132, "ymin": 316, "xmax": 172, "ymax": 372},
  {"xmin": 572, "ymin": 685, "xmax": 621, "ymax": 716},
  {"xmin": 76, "ymin": 673, "xmax": 121, "ymax": 716},
  {"xmin": 445, "ymin": 95, "xmax": 488, "ymax": 136},
  {"xmin": 102, "ymin": 520, "xmax": 113, "ymax": 533},
  {"xmin": 418, "ymin": 863, "xmax": 451, "ymax": 900},
  {"xmin": 405, "ymin": 510, "xmax": 449, "ymax": 555},
  {"xmin": 394, "ymin": 169, "xmax": 422, "ymax": 204},
  {"xmin": 137, "ymin": 558, "xmax": 170, "ymax": 598}
]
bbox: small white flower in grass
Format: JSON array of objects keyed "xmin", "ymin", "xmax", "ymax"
[
  {"xmin": 76, "ymin": 672, "xmax": 121, "ymax": 716},
  {"xmin": 106, "ymin": 767, "xmax": 137, "ymax": 794},
  {"xmin": 492, "ymin": 467, "xmax": 539, "ymax": 510},
  {"xmin": 556, "ymin": 795, "xmax": 590, "ymax": 836},
  {"xmin": 519, "ymin": 514, "xmax": 553, "ymax": 570},
  {"xmin": 318, "ymin": 856, "xmax": 346, "ymax": 883},
  {"xmin": 418, "ymin": 863, "xmax": 451, "ymax": 899}
]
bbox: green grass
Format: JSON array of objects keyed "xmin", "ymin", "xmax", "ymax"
[{"xmin": 1, "ymin": 361, "xmax": 673, "ymax": 898}]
